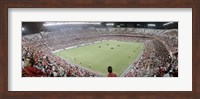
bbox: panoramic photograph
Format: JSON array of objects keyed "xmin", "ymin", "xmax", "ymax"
[{"xmin": 21, "ymin": 22, "xmax": 178, "ymax": 77}]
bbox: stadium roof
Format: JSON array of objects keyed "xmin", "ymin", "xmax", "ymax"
[{"xmin": 22, "ymin": 22, "xmax": 178, "ymax": 35}]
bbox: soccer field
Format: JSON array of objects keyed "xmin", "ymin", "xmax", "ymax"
[{"xmin": 55, "ymin": 40, "xmax": 144, "ymax": 76}]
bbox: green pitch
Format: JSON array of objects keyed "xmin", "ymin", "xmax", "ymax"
[{"xmin": 55, "ymin": 40, "xmax": 144, "ymax": 76}]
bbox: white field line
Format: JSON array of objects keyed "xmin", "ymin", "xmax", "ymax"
[
  {"xmin": 53, "ymin": 41, "xmax": 108, "ymax": 77},
  {"xmin": 55, "ymin": 54, "xmax": 105, "ymax": 77},
  {"xmin": 119, "ymin": 44, "xmax": 145, "ymax": 77}
]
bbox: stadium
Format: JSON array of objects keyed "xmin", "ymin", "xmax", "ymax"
[{"xmin": 22, "ymin": 22, "xmax": 178, "ymax": 77}]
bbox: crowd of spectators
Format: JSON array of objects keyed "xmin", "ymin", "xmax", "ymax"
[
  {"xmin": 155, "ymin": 29, "xmax": 178, "ymax": 54},
  {"xmin": 22, "ymin": 37, "xmax": 101, "ymax": 77},
  {"xmin": 123, "ymin": 39, "xmax": 178, "ymax": 77},
  {"xmin": 22, "ymin": 27, "xmax": 178, "ymax": 77}
]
